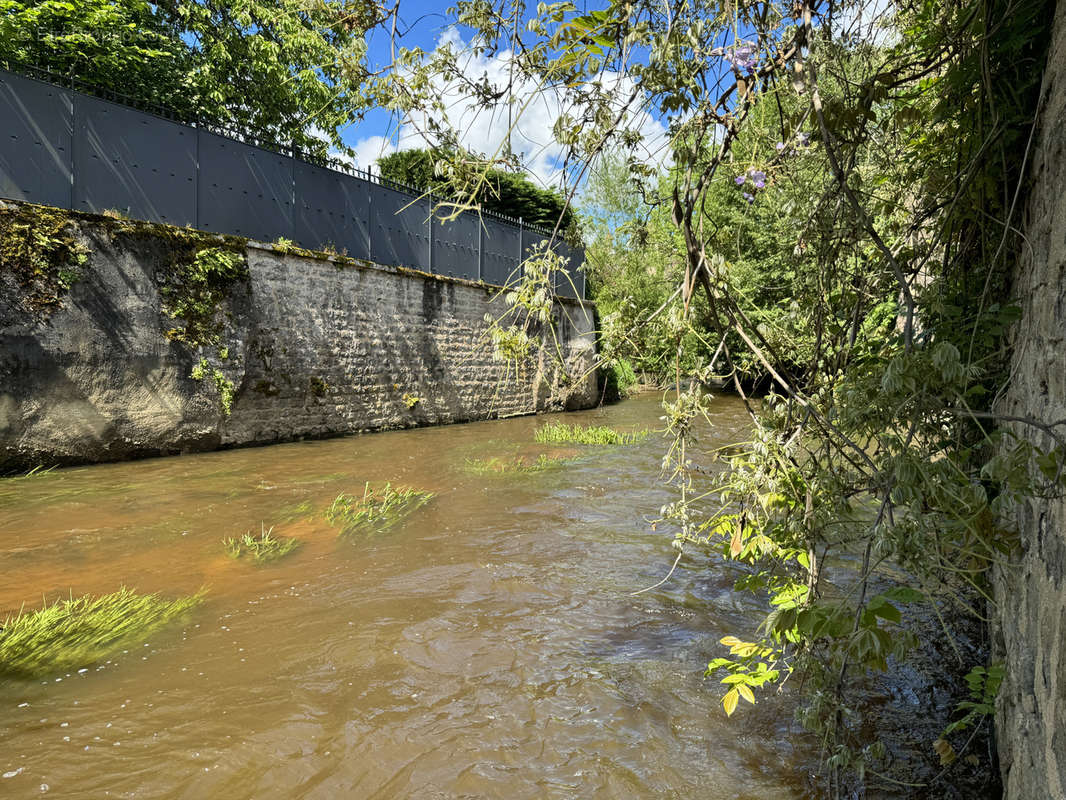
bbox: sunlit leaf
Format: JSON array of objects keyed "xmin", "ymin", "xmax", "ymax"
[{"xmin": 723, "ymin": 688, "xmax": 739, "ymax": 717}]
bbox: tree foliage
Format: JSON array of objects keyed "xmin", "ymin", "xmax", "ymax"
[
  {"xmin": 361, "ymin": 0, "xmax": 1055, "ymax": 792},
  {"xmin": 377, "ymin": 147, "xmax": 575, "ymax": 229},
  {"xmin": 0, "ymin": 0, "xmax": 378, "ymax": 157}
]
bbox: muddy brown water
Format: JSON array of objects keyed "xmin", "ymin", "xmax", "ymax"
[{"xmin": 0, "ymin": 393, "xmax": 817, "ymax": 798}]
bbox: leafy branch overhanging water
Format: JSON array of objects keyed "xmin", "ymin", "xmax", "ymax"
[{"xmin": 355, "ymin": 0, "xmax": 1057, "ymax": 792}]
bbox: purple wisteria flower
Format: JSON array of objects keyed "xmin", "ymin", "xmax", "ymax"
[
  {"xmin": 736, "ymin": 167, "xmax": 769, "ymax": 203},
  {"xmin": 715, "ymin": 40, "xmax": 757, "ymax": 73},
  {"xmin": 775, "ymin": 141, "xmax": 786, "ymax": 152},
  {"xmin": 796, "ymin": 131, "xmax": 811, "ymax": 147}
]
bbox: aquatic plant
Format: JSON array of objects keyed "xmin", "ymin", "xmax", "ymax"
[
  {"xmin": 534, "ymin": 422, "xmax": 648, "ymax": 446},
  {"xmin": 3, "ymin": 465, "xmax": 58, "ymax": 481},
  {"xmin": 0, "ymin": 587, "xmax": 203, "ymax": 678},
  {"xmin": 223, "ymin": 526, "xmax": 301, "ymax": 564},
  {"xmin": 275, "ymin": 499, "xmax": 313, "ymax": 523},
  {"xmin": 464, "ymin": 453, "xmax": 575, "ymax": 475},
  {"xmin": 325, "ymin": 482, "xmax": 434, "ymax": 535}
]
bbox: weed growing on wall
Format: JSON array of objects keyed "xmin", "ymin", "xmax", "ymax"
[
  {"xmin": 190, "ymin": 357, "xmax": 235, "ymax": 415},
  {"xmin": 162, "ymin": 246, "xmax": 247, "ymax": 346},
  {"xmin": 154, "ymin": 242, "xmax": 246, "ymax": 416}
]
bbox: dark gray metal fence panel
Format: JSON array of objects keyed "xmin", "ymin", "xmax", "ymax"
[
  {"xmin": 197, "ymin": 130, "xmax": 294, "ymax": 241},
  {"xmin": 293, "ymin": 161, "xmax": 370, "ymax": 259},
  {"xmin": 521, "ymin": 229, "xmax": 550, "ymax": 261},
  {"xmin": 431, "ymin": 213, "xmax": 480, "ymax": 280},
  {"xmin": 0, "ymin": 67, "xmax": 585, "ymax": 288},
  {"xmin": 481, "ymin": 218, "xmax": 521, "ymax": 287},
  {"xmin": 72, "ymin": 93, "xmax": 196, "ymax": 225},
  {"xmin": 576, "ymin": 246, "xmax": 586, "ymax": 298},
  {"xmin": 369, "ymin": 183, "xmax": 429, "ymax": 269},
  {"xmin": 0, "ymin": 71, "xmax": 72, "ymax": 209},
  {"xmin": 534, "ymin": 235, "xmax": 583, "ymax": 299}
]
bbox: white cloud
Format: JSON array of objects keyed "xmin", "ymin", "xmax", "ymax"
[
  {"xmin": 831, "ymin": 0, "xmax": 897, "ymax": 47},
  {"xmin": 348, "ymin": 135, "xmax": 398, "ymax": 170},
  {"xmin": 348, "ymin": 28, "xmax": 671, "ymax": 188}
]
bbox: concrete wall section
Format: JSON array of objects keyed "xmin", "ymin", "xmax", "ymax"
[
  {"xmin": 993, "ymin": 3, "xmax": 1066, "ymax": 798},
  {"xmin": 0, "ymin": 209, "xmax": 597, "ymax": 471}
]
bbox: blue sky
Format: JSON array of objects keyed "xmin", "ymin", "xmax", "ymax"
[
  {"xmin": 337, "ymin": 0, "xmax": 452, "ymax": 161},
  {"xmin": 333, "ymin": 0, "xmax": 670, "ymax": 188},
  {"xmin": 334, "ymin": 0, "xmax": 890, "ymax": 187}
]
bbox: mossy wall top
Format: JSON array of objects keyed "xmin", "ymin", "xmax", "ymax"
[{"xmin": 0, "ymin": 202, "xmax": 597, "ymax": 471}]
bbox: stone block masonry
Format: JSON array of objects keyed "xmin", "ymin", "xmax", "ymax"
[{"xmin": 0, "ymin": 202, "xmax": 597, "ymax": 471}]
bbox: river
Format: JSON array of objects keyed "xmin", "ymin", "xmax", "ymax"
[{"xmin": 0, "ymin": 393, "xmax": 816, "ymax": 798}]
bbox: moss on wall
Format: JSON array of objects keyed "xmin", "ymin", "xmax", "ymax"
[
  {"xmin": 103, "ymin": 222, "xmax": 248, "ymax": 347},
  {"xmin": 0, "ymin": 203, "xmax": 88, "ymax": 316}
]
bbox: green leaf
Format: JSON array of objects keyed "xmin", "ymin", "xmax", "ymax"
[
  {"xmin": 868, "ymin": 599, "xmax": 901, "ymax": 624},
  {"xmin": 883, "ymin": 587, "xmax": 924, "ymax": 604}
]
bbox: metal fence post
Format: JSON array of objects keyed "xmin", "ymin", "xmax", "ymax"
[
  {"xmin": 366, "ymin": 168, "xmax": 373, "ymax": 262},
  {"xmin": 427, "ymin": 189, "xmax": 433, "ymax": 274},
  {"xmin": 70, "ymin": 89, "xmax": 78, "ymax": 212},
  {"xmin": 477, "ymin": 219, "xmax": 483, "ymax": 282}
]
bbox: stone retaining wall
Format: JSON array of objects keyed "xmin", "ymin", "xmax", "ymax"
[{"xmin": 0, "ymin": 203, "xmax": 597, "ymax": 471}]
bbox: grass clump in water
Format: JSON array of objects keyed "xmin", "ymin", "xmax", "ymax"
[
  {"xmin": 223, "ymin": 525, "xmax": 301, "ymax": 564},
  {"xmin": 534, "ymin": 422, "xmax": 648, "ymax": 446},
  {"xmin": 465, "ymin": 453, "xmax": 575, "ymax": 475},
  {"xmin": 325, "ymin": 482, "xmax": 434, "ymax": 535},
  {"xmin": 4, "ymin": 465, "xmax": 58, "ymax": 481},
  {"xmin": 0, "ymin": 587, "xmax": 203, "ymax": 678},
  {"xmin": 275, "ymin": 499, "xmax": 313, "ymax": 523}
]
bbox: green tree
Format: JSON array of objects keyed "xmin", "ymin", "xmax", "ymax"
[
  {"xmin": 377, "ymin": 147, "xmax": 575, "ymax": 230},
  {"xmin": 0, "ymin": 0, "xmax": 377, "ymax": 157}
]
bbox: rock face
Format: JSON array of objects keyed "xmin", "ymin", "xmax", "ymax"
[
  {"xmin": 0, "ymin": 206, "xmax": 597, "ymax": 471},
  {"xmin": 993, "ymin": 4, "xmax": 1066, "ymax": 797}
]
